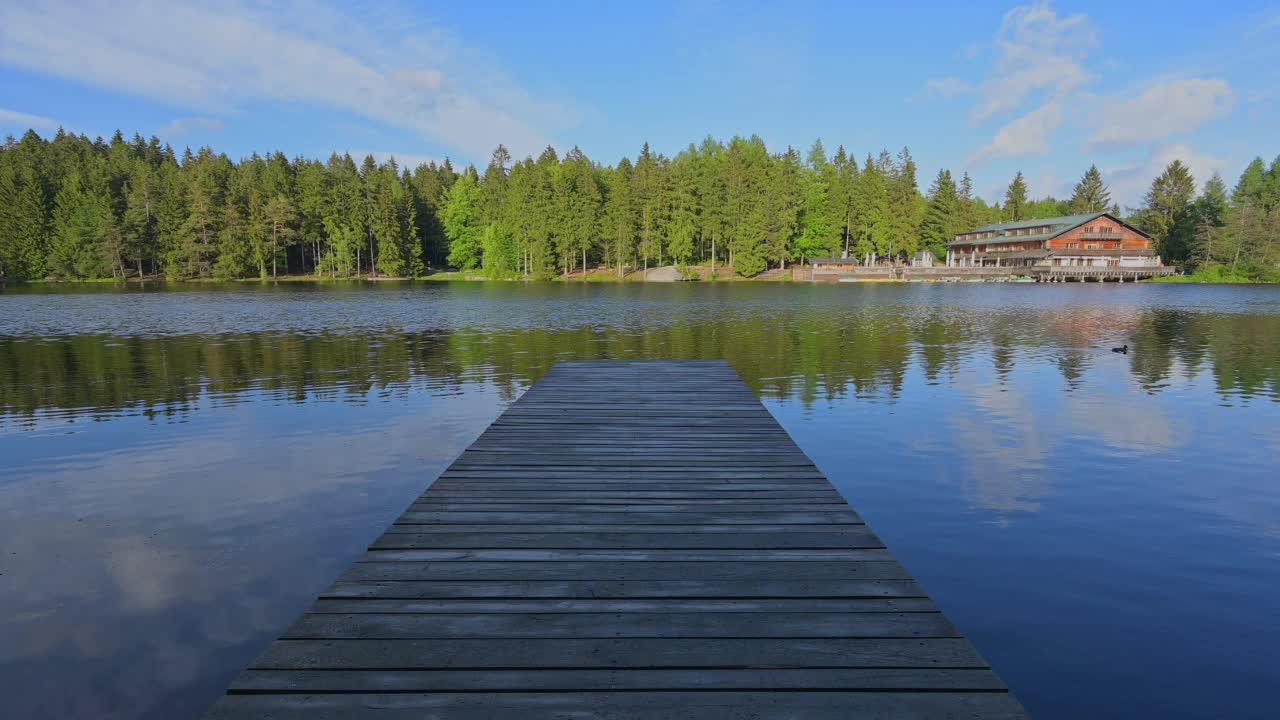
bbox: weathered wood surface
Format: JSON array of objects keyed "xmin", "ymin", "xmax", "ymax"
[{"xmin": 204, "ymin": 360, "xmax": 1026, "ymax": 718}]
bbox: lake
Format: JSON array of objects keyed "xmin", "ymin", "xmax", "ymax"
[{"xmin": 1, "ymin": 281, "xmax": 1278, "ymax": 719}]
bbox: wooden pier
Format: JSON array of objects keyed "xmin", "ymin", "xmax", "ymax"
[{"xmin": 204, "ymin": 360, "xmax": 1027, "ymax": 719}]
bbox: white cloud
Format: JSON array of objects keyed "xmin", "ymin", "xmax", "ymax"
[
  {"xmin": 0, "ymin": 107, "xmax": 61, "ymax": 132},
  {"xmin": 1086, "ymin": 78, "xmax": 1234, "ymax": 150},
  {"xmin": 0, "ymin": 1, "xmax": 575, "ymax": 161},
  {"xmin": 968, "ymin": 101, "xmax": 1062, "ymax": 165},
  {"xmin": 939, "ymin": 1, "xmax": 1097, "ymax": 166},
  {"xmin": 156, "ymin": 117, "xmax": 224, "ymax": 138},
  {"xmin": 971, "ymin": 1, "xmax": 1095, "ymax": 123},
  {"xmin": 1105, "ymin": 143, "xmax": 1231, "ymax": 208}
]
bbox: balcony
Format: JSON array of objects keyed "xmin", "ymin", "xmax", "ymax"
[{"xmin": 1078, "ymin": 231, "xmax": 1123, "ymax": 239}]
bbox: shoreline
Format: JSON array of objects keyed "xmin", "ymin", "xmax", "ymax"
[{"xmin": 3, "ymin": 269, "xmax": 1276, "ymax": 286}]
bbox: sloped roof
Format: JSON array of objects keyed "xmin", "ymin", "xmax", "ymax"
[
  {"xmin": 970, "ymin": 212, "xmax": 1105, "ymax": 234},
  {"xmin": 950, "ymin": 212, "xmax": 1152, "ymax": 247}
]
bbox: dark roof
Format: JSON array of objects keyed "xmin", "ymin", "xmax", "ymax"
[
  {"xmin": 971, "ymin": 212, "xmax": 1105, "ymax": 234},
  {"xmin": 949, "ymin": 212, "xmax": 1152, "ymax": 247}
]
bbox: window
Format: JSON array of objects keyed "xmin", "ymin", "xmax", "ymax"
[{"xmin": 1066, "ymin": 242, "xmax": 1079, "ymax": 249}]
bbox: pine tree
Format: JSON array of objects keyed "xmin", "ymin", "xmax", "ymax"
[
  {"xmin": 48, "ymin": 172, "xmax": 93, "ymax": 278},
  {"xmin": 1191, "ymin": 173, "xmax": 1229, "ymax": 266},
  {"xmin": 885, "ymin": 147, "xmax": 921, "ymax": 259},
  {"xmin": 694, "ymin": 137, "xmax": 726, "ymax": 270},
  {"xmin": 563, "ymin": 147, "xmax": 601, "ymax": 274},
  {"xmin": 851, "ymin": 154, "xmax": 890, "ymax": 264},
  {"xmin": 921, "ymin": 169, "xmax": 961, "ymax": 259},
  {"xmin": 603, "ymin": 158, "xmax": 636, "ymax": 277},
  {"xmin": 958, "ymin": 172, "xmax": 977, "ymax": 232},
  {"xmin": 766, "ymin": 147, "xmax": 802, "ymax": 268},
  {"xmin": 1004, "ymin": 172, "xmax": 1028, "ymax": 221},
  {"xmin": 0, "ymin": 160, "xmax": 22, "ymax": 279},
  {"xmin": 266, "ymin": 194, "xmax": 297, "ymax": 278},
  {"xmin": 831, "ymin": 145, "xmax": 858, "ymax": 257},
  {"xmin": 795, "ymin": 139, "xmax": 838, "ymax": 263},
  {"xmin": 632, "ymin": 143, "xmax": 663, "ymax": 271},
  {"xmin": 121, "ymin": 163, "xmax": 156, "ymax": 278},
  {"xmin": 664, "ymin": 152, "xmax": 698, "ymax": 265},
  {"xmin": 1069, "ymin": 165, "xmax": 1111, "ymax": 214},
  {"xmin": 1136, "ymin": 160, "xmax": 1197, "ymax": 264},
  {"xmin": 1231, "ymin": 158, "xmax": 1267, "ymax": 208}
]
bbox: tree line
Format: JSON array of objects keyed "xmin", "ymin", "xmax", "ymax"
[{"xmin": 1, "ymin": 127, "xmax": 1277, "ymax": 281}]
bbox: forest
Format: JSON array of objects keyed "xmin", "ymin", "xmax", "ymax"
[{"xmin": 1, "ymin": 127, "xmax": 1277, "ymax": 281}]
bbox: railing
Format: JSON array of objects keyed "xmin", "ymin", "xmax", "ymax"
[
  {"xmin": 1033, "ymin": 266, "xmax": 1175, "ymax": 278},
  {"xmin": 1078, "ymin": 232, "xmax": 1124, "ymax": 239}
]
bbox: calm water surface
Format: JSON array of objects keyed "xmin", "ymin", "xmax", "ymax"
[{"xmin": 1, "ymin": 282, "xmax": 1278, "ymax": 719}]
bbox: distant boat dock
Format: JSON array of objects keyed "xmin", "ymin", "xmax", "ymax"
[{"xmin": 203, "ymin": 360, "xmax": 1027, "ymax": 719}]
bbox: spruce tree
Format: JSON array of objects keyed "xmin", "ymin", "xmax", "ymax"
[
  {"xmin": 1004, "ymin": 172, "xmax": 1029, "ymax": 221},
  {"xmin": 886, "ymin": 147, "xmax": 921, "ymax": 259},
  {"xmin": 921, "ymin": 169, "xmax": 961, "ymax": 259},
  {"xmin": 1231, "ymin": 158, "xmax": 1267, "ymax": 208},
  {"xmin": 266, "ymin": 194, "xmax": 296, "ymax": 278},
  {"xmin": 767, "ymin": 147, "xmax": 802, "ymax": 268},
  {"xmin": 852, "ymin": 154, "xmax": 890, "ymax": 264},
  {"xmin": 1136, "ymin": 160, "xmax": 1197, "ymax": 264},
  {"xmin": 1069, "ymin": 165, "xmax": 1111, "ymax": 214},
  {"xmin": 1191, "ymin": 173, "xmax": 1229, "ymax": 266},
  {"xmin": 603, "ymin": 157, "xmax": 636, "ymax": 276},
  {"xmin": 664, "ymin": 153, "xmax": 698, "ymax": 265},
  {"xmin": 796, "ymin": 140, "xmax": 836, "ymax": 262}
]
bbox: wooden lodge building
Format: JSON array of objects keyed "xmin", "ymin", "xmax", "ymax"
[{"xmin": 946, "ymin": 212, "xmax": 1173, "ymax": 280}]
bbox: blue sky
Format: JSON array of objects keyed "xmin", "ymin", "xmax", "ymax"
[{"xmin": 1, "ymin": 0, "xmax": 1277, "ymax": 206}]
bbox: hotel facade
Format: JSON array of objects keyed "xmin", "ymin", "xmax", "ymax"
[{"xmin": 946, "ymin": 212, "xmax": 1167, "ymax": 272}]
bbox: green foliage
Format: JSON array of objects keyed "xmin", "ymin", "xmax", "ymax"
[
  {"xmin": 443, "ymin": 174, "xmax": 483, "ymax": 270},
  {"xmin": 1149, "ymin": 264, "xmax": 1280, "ymax": 284},
  {"xmin": 480, "ymin": 223, "xmax": 520, "ymax": 278},
  {"xmin": 1135, "ymin": 160, "xmax": 1198, "ymax": 264},
  {"xmin": 1004, "ymin": 172, "xmax": 1028, "ymax": 221},
  {"xmin": 1069, "ymin": 165, "xmax": 1112, "ymax": 214},
  {"xmin": 920, "ymin": 169, "xmax": 962, "ymax": 258},
  {"xmin": 2, "ymin": 127, "xmax": 1276, "ymax": 283}
]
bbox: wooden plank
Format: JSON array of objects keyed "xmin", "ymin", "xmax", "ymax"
[
  {"xmin": 357, "ymin": 549, "xmax": 893, "ymax": 562},
  {"xmin": 371, "ymin": 531, "xmax": 884, "ymax": 550},
  {"xmin": 231, "ymin": 667, "xmax": 1005, "ymax": 692},
  {"xmin": 201, "ymin": 360, "xmax": 1025, "ymax": 718},
  {"xmin": 282, "ymin": 611, "xmax": 960, "ymax": 639},
  {"xmin": 321, "ymin": 579, "xmax": 926, "ymax": 599},
  {"xmin": 338, "ymin": 560, "xmax": 915, "ymax": 581},
  {"xmin": 306, "ymin": 597, "xmax": 937, "ymax": 613},
  {"xmin": 403, "ymin": 501, "xmax": 851, "ymax": 511},
  {"xmin": 376, "ymin": 524, "xmax": 867, "ymax": 534},
  {"xmin": 250, "ymin": 637, "xmax": 987, "ymax": 669},
  {"xmin": 205, "ymin": 692, "xmax": 1029, "ymax": 720},
  {"xmin": 392, "ymin": 511, "xmax": 863, "ymax": 525}
]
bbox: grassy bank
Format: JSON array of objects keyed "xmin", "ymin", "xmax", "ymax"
[{"xmin": 1148, "ymin": 265, "xmax": 1280, "ymax": 284}]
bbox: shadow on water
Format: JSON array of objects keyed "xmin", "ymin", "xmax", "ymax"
[{"xmin": 1, "ymin": 282, "xmax": 1278, "ymax": 719}]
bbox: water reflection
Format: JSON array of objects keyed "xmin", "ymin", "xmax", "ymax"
[
  {"xmin": 1, "ymin": 282, "xmax": 1279, "ymax": 719},
  {"xmin": 2, "ymin": 288, "xmax": 1277, "ymax": 429}
]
